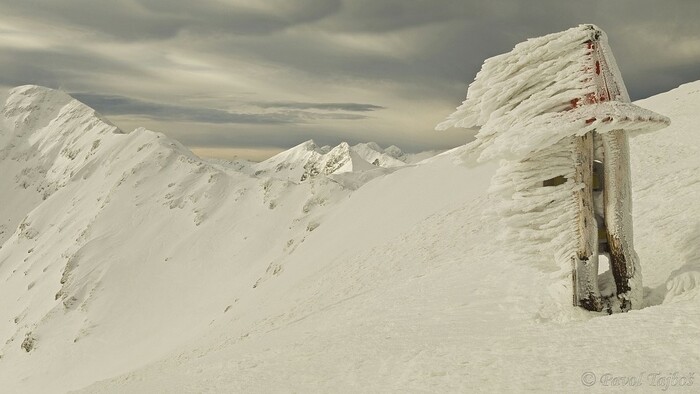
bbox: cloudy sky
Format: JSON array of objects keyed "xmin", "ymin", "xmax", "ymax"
[{"xmin": 1, "ymin": 1, "xmax": 699, "ymax": 160}]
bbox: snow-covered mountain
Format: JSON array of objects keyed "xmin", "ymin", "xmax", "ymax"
[
  {"xmin": 252, "ymin": 139, "xmax": 414, "ymax": 182},
  {"xmin": 0, "ymin": 82, "xmax": 699, "ymax": 392}
]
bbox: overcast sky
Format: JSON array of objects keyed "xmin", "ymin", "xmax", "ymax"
[{"xmin": 1, "ymin": 1, "xmax": 699, "ymax": 160}]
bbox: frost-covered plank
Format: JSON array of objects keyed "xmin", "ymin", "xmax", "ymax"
[
  {"xmin": 590, "ymin": 35, "xmax": 644, "ymax": 312},
  {"xmin": 572, "ymin": 133, "xmax": 602, "ymax": 310},
  {"xmin": 602, "ymin": 130, "xmax": 642, "ymax": 311}
]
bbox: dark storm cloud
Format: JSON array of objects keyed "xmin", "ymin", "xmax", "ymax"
[
  {"xmin": 72, "ymin": 93, "xmax": 293, "ymax": 124},
  {"xmin": 0, "ymin": 0, "xmax": 342, "ymax": 40},
  {"xmin": 317, "ymin": 0, "xmax": 468, "ymax": 33},
  {"xmin": 136, "ymin": 0, "xmax": 343, "ymax": 37},
  {"xmin": 71, "ymin": 93, "xmax": 373, "ymax": 124},
  {"xmin": 276, "ymin": 0, "xmax": 700, "ymax": 101},
  {"xmin": 624, "ymin": 61, "xmax": 700, "ymax": 101},
  {"xmin": 0, "ymin": 47, "xmax": 149, "ymax": 89},
  {"xmin": 4, "ymin": 0, "xmax": 698, "ymax": 99},
  {"xmin": 188, "ymin": 0, "xmax": 700, "ymax": 103},
  {"xmin": 256, "ymin": 101, "xmax": 385, "ymax": 112}
]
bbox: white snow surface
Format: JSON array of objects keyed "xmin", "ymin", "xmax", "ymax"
[{"xmin": 0, "ymin": 82, "xmax": 698, "ymax": 392}]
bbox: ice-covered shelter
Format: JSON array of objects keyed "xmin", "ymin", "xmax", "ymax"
[{"xmin": 437, "ymin": 24, "xmax": 670, "ymax": 313}]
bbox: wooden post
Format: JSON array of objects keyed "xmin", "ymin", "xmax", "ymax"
[
  {"xmin": 588, "ymin": 35, "xmax": 643, "ymax": 311},
  {"xmin": 572, "ymin": 132, "xmax": 602, "ymax": 311},
  {"xmin": 601, "ymin": 130, "xmax": 641, "ymax": 311}
]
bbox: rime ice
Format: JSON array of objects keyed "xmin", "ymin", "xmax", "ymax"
[{"xmin": 437, "ymin": 24, "xmax": 670, "ymax": 312}]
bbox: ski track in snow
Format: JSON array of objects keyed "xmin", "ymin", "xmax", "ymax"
[{"xmin": 0, "ymin": 81, "xmax": 698, "ymax": 393}]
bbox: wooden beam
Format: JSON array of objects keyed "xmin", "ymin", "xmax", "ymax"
[
  {"xmin": 572, "ymin": 132, "xmax": 602, "ymax": 311},
  {"xmin": 602, "ymin": 130, "xmax": 641, "ymax": 311}
]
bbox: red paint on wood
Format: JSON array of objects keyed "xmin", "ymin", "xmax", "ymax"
[{"xmin": 585, "ymin": 92, "xmax": 597, "ymax": 104}]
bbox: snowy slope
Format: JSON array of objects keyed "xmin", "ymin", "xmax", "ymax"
[
  {"xmin": 0, "ymin": 82, "xmax": 699, "ymax": 393},
  {"xmin": 0, "ymin": 86, "xmax": 355, "ymax": 392},
  {"xmin": 632, "ymin": 82, "xmax": 700, "ymax": 304}
]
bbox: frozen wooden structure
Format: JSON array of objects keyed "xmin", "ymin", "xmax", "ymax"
[{"xmin": 437, "ymin": 25, "xmax": 669, "ymax": 312}]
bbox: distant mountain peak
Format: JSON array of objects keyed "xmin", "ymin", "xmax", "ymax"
[
  {"xmin": 3, "ymin": 85, "xmax": 122, "ymax": 136},
  {"xmin": 254, "ymin": 140, "xmax": 410, "ymax": 182}
]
